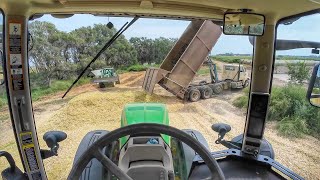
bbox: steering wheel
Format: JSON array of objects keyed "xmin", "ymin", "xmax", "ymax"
[{"xmin": 68, "ymin": 123, "xmax": 225, "ymax": 180}]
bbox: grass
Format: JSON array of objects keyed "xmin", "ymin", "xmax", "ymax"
[
  {"xmin": 211, "ymin": 55, "xmax": 252, "ymax": 63},
  {"xmin": 277, "ymin": 55, "xmax": 320, "ymax": 61},
  {"xmin": 232, "ymin": 96, "xmax": 248, "ymax": 109},
  {"xmin": 233, "ymin": 85, "xmax": 320, "ymax": 138},
  {"xmin": 197, "ymin": 67, "xmax": 210, "ymax": 75},
  {"xmin": 117, "ymin": 64, "xmax": 160, "ymax": 74},
  {"xmin": 0, "ymin": 78, "xmax": 91, "ymax": 109},
  {"xmin": 212, "ymin": 55, "xmax": 320, "ymax": 63},
  {"xmin": 31, "ymin": 78, "xmax": 90, "ymax": 101}
]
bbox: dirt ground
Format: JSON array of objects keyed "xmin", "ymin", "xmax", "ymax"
[{"xmin": 0, "ymin": 71, "xmax": 319, "ymax": 180}]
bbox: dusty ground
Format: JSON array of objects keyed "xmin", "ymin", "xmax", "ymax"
[{"xmin": 0, "ymin": 71, "xmax": 319, "ymax": 180}]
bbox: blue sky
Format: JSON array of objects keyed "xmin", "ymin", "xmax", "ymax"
[{"xmin": 2, "ymin": 13, "xmax": 320, "ymax": 56}]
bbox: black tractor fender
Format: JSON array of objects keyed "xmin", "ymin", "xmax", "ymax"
[
  {"xmin": 172, "ymin": 129, "xmax": 210, "ymax": 178},
  {"xmin": 73, "ymin": 130, "xmax": 109, "ymax": 180}
]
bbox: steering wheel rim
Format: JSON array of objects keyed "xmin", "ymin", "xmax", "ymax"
[{"xmin": 68, "ymin": 123, "xmax": 225, "ymax": 180}]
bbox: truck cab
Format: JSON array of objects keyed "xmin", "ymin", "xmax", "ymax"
[{"xmin": 222, "ymin": 64, "xmax": 247, "ymax": 81}]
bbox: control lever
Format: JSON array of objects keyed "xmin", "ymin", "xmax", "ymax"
[
  {"xmin": 212, "ymin": 123, "xmax": 231, "ymax": 141},
  {"xmin": 212, "ymin": 123, "xmax": 241, "ymax": 150},
  {"xmin": 41, "ymin": 131, "xmax": 67, "ymax": 159}
]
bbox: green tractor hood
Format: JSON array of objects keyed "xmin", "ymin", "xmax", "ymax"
[{"xmin": 120, "ymin": 103, "xmax": 170, "ymax": 147}]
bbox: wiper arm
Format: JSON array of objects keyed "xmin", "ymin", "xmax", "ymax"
[{"xmin": 62, "ymin": 16, "xmax": 139, "ymax": 98}]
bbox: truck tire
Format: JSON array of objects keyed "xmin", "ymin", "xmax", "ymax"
[
  {"xmin": 210, "ymin": 84, "xmax": 223, "ymax": 94},
  {"xmin": 189, "ymin": 88, "xmax": 201, "ymax": 102},
  {"xmin": 200, "ymin": 86, "xmax": 213, "ymax": 99},
  {"xmin": 99, "ymin": 82, "xmax": 106, "ymax": 88},
  {"xmin": 108, "ymin": 82, "xmax": 115, "ymax": 87},
  {"xmin": 243, "ymin": 79, "xmax": 249, "ymax": 88},
  {"xmin": 199, "ymin": 80, "xmax": 207, "ymax": 85}
]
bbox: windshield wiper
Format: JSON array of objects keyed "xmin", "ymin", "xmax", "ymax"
[{"xmin": 62, "ymin": 16, "xmax": 139, "ymax": 98}]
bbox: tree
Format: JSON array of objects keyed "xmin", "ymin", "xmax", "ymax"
[
  {"xmin": 130, "ymin": 37, "xmax": 176, "ymax": 64},
  {"xmin": 69, "ymin": 24, "xmax": 137, "ymax": 70},
  {"xmin": 287, "ymin": 61, "xmax": 310, "ymax": 85},
  {"xmin": 29, "ymin": 21, "xmax": 69, "ymax": 87},
  {"xmin": 28, "ymin": 21, "xmax": 178, "ymax": 88},
  {"xmin": 129, "ymin": 37, "xmax": 154, "ymax": 64},
  {"xmin": 153, "ymin": 37, "xmax": 177, "ymax": 64},
  {"xmin": 29, "ymin": 22, "xmax": 138, "ymax": 87}
]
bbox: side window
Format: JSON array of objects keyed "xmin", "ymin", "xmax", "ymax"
[{"xmin": 270, "ymin": 13, "xmax": 320, "ymax": 179}]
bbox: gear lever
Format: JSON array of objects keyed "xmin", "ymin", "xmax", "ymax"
[
  {"xmin": 212, "ymin": 123, "xmax": 241, "ymax": 149},
  {"xmin": 41, "ymin": 131, "xmax": 67, "ymax": 159}
]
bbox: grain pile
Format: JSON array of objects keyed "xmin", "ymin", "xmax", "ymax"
[{"xmin": 36, "ymin": 89, "xmax": 185, "ymax": 179}]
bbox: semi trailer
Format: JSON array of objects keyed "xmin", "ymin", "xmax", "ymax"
[{"xmin": 142, "ymin": 20, "xmax": 249, "ymax": 102}]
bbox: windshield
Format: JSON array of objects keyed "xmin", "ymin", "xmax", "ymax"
[{"xmin": 0, "ymin": 13, "xmax": 317, "ymax": 180}]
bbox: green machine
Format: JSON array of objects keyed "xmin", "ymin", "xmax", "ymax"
[
  {"xmin": 120, "ymin": 103, "xmax": 170, "ymax": 147},
  {"xmin": 89, "ymin": 67, "xmax": 120, "ymax": 88}
]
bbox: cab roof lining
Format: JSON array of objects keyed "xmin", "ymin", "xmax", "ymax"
[{"xmin": 1, "ymin": 0, "xmax": 320, "ymax": 24}]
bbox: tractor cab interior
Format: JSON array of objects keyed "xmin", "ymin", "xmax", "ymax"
[{"xmin": 0, "ymin": 0, "xmax": 320, "ymax": 180}]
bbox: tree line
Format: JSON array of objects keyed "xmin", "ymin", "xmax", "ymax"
[{"xmin": 28, "ymin": 21, "xmax": 177, "ymax": 87}]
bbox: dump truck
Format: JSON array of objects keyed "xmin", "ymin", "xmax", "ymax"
[
  {"xmin": 89, "ymin": 67, "xmax": 120, "ymax": 88},
  {"xmin": 142, "ymin": 20, "xmax": 250, "ymax": 102},
  {"xmin": 186, "ymin": 58, "xmax": 250, "ymax": 101}
]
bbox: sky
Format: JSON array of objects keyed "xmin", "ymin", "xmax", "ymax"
[
  {"xmin": 2, "ymin": 13, "xmax": 320, "ymax": 56},
  {"xmin": 31, "ymin": 14, "xmax": 254, "ymax": 55}
]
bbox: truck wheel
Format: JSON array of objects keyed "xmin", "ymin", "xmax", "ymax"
[
  {"xmin": 199, "ymin": 80, "xmax": 207, "ymax": 85},
  {"xmin": 243, "ymin": 80, "xmax": 249, "ymax": 88},
  {"xmin": 200, "ymin": 86, "xmax": 213, "ymax": 99},
  {"xmin": 211, "ymin": 84, "xmax": 223, "ymax": 94},
  {"xmin": 99, "ymin": 82, "xmax": 106, "ymax": 88},
  {"xmin": 189, "ymin": 88, "xmax": 201, "ymax": 102},
  {"xmin": 110, "ymin": 82, "xmax": 115, "ymax": 87}
]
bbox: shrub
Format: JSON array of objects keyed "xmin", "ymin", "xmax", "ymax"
[
  {"xmin": 0, "ymin": 97, "xmax": 7, "ymax": 109},
  {"xmin": 233, "ymin": 96, "xmax": 248, "ymax": 109},
  {"xmin": 126, "ymin": 64, "xmax": 148, "ymax": 72},
  {"xmin": 211, "ymin": 55, "xmax": 252, "ymax": 64},
  {"xmin": 31, "ymin": 78, "xmax": 90, "ymax": 101},
  {"xmin": 232, "ymin": 87, "xmax": 250, "ymax": 109},
  {"xmin": 287, "ymin": 61, "xmax": 310, "ymax": 84},
  {"xmin": 233, "ymin": 84, "xmax": 320, "ymax": 137},
  {"xmin": 278, "ymin": 116, "xmax": 309, "ymax": 138}
]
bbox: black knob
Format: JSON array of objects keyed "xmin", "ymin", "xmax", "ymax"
[
  {"xmin": 43, "ymin": 131, "xmax": 67, "ymax": 155},
  {"xmin": 212, "ymin": 123, "xmax": 231, "ymax": 134}
]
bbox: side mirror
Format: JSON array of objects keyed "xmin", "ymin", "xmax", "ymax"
[
  {"xmin": 223, "ymin": 12, "xmax": 265, "ymax": 36},
  {"xmin": 307, "ymin": 63, "xmax": 320, "ymax": 107}
]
